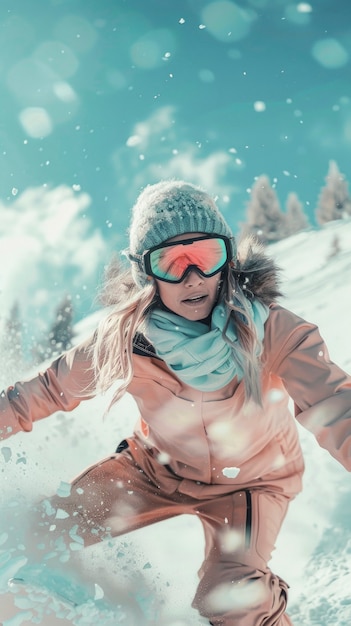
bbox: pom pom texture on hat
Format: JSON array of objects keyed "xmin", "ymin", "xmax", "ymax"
[{"xmin": 129, "ymin": 180, "xmax": 235, "ymax": 286}]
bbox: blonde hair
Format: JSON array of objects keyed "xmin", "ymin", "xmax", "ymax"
[
  {"xmin": 222, "ymin": 270, "xmax": 263, "ymax": 405},
  {"xmin": 91, "ymin": 258, "xmax": 156, "ymax": 408},
  {"xmin": 91, "ymin": 256, "xmax": 264, "ymax": 408}
]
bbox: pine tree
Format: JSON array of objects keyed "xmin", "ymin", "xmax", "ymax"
[
  {"xmin": 0, "ymin": 301, "xmax": 24, "ymax": 386},
  {"xmin": 243, "ymin": 175, "xmax": 286, "ymax": 244},
  {"xmin": 285, "ymin": 192, "xmax": 309, "ymax": 236},
  {"xmin": 48, "ymin": 295, "xmax": 74, "ymax": 355},
  {"xmin": 315, "ymin": 160, "xmax": 351, "ymax": 225},
  {"xmin": 33, "ymin": 295, "xmax": 74, "ymax": 363}
]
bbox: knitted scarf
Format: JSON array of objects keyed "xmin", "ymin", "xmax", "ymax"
[{"xmin": 146, "ymin": 300, "xmax": 269, "ymax": 391}]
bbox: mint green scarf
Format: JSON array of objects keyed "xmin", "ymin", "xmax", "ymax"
[{"xmin": 146, "ymin": 300, "xmax": 269, "ymax": 391}]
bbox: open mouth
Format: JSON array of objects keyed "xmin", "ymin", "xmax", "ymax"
[{"xmin": 182, "ymin": 295, "xmax": 207, "ymax": 304}]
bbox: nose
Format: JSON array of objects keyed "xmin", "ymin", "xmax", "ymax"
[{"xmin": 183, "ymin": 268, "xmax": 204, "ymax": 287}]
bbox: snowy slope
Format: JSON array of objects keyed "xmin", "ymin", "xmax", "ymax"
[
  {"xmin": 265, "ymin": 220, "xmax": 351, "ymax": 625},
  {"xmin": 1, "ymin": 219, "xmax": 351, "ymax": 625}
]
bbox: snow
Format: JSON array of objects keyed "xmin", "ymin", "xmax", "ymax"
[{"xmin": 1, "ymin": 219, "xmax": 351, "ymax": 625}]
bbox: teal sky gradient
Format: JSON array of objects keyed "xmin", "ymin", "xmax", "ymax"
[{"xmin": 1, "ymin": 0, "xmax": 351, "ymax": 337}]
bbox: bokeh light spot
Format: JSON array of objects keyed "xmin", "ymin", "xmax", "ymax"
[
  {"xmin": 0, "ymin": 16, "xmax": 35, "ymax": 67},
  {"xmin": 105, "ymin": 69, "xmax": 127, "ymax": 90},
  {"xmin": 207, "ymin": 578, "xmax": 267, "ymax": 612},
  {"xmin": 19, "ymin": 107, "xmax": 53, "ymax": 138},
  {"xmin": 130, "ymin": 28, "xmax": 176, "ymax": 69},
  {"xmin": 285, "ymin": 3, "xmax": 312, "ymax": 25},
  {"xmin": 201, "ymin": 1, "xmax": 253, "ymax": 43},
  {"xmin": 199, "ymin": 68, "xmax": 215, "ymax": 83},
  {"xmin": 254, "ymin": 100, "xmax": 266, "ymax": 112},
  {"xmin": 311, "ymin": 38, "xmax": 349, "ymax": 69},
  {"xmin": 32, "ymin": 41, "xmax": 80, "ymax": 78},
  {"xmin": 297, "ymin": 2, "xmax": 313, "ymax": 12},
  {"xmin": 7, "ymin": 58, "xmax": 57, "ymax": 103},
  {"xmin": 53, "ymin": 15, "xmax": 98, "ymax": 54},
  {"xmin": 126, "ymin": 135, "xmax": 142, "ymax": 147},
  {"xmin": 53, "ymin": 81, "xmax": 78, "ymax": 103}
]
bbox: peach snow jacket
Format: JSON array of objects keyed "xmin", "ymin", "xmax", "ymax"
[{"xmin": 1, "ymin": 246, "xmax": 351, "ymax": 500}]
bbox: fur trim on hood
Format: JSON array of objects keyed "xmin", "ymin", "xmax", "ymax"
[{"xmin": 233, "ymin": 236, "xmax": 283, "ymax": 306}]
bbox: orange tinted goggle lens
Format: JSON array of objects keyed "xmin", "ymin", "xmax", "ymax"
[{"xmin": 146, "ymin": 236, "xmax": 229, "ymax": 283}]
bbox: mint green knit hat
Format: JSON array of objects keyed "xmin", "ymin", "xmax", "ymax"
[{"xmin": 128, "ymin": 180, "xmax": 236, "ymax": 287}]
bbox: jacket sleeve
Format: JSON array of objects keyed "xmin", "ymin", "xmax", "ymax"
[
  {"xmin": 0, "ymin": 335, "xmax": 96, "ymax": 440},
  {"xmin": 266, "ymin": 305, "xmax": 351, "ymax": 471}
]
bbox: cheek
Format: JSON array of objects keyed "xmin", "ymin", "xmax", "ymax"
[
  {"xmin": 156, "ymin": 282, "xmax": 177, "ymax": 305},
  {"xmin": 209, "ymin": 276, "xmax": 221, "ymax": 295}
]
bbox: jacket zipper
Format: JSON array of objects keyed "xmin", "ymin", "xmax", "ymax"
[{"xmin": 245, "ymin": 490, "xmax": 252, "ymax": 549}]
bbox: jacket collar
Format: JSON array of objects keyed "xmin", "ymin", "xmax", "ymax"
[{"xmin": 133, "ymin": 332, "xmax": 157, "ymax": 357}]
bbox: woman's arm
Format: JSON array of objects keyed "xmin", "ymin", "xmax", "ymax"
[
  {"xmin": 0, "ymin": 335, "xmax": 96, "ymax": 440},
  {"xmin": 266, "ymin": 305, "xmax": 351, "ymax": 471}
]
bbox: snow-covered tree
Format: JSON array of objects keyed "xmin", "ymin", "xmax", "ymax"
[
  {"xmin": 315, "ymin": 160, "xmax": 351, "ymax": 225},
  {"xmin": 33, "ymin": 295, "xmax": 74, "ymax": 363},
  {"xmin": 285, "ymin": 192, "xmax": 309, "ymax": 236},
  {"xmin": 48, "ymin": 295, "xmax": 74, "ymax": 354},
  {"xmin": 243, "ymin": 175, "xmax": 286, "ymax": 244},
  {"xmin": 0, "ymin": 301, "xmax": 24, "ymax": 386}
]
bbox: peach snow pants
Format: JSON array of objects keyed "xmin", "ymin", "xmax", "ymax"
[{"xmin": 37, "ymin": 444, "xmax": 294, "ymax": 626}]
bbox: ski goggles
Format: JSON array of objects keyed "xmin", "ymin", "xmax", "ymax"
[{"xmin": 129, "ymin": 234, "xmax": 233, "ymax": 283}]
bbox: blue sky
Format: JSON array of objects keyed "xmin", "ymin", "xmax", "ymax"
[{"xmin": 1, "ymin": 0, "xmax": 351, "ymax": 340}]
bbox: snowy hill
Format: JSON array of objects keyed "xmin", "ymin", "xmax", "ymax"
[{"xmin": 1, "ymin": 219, "xmax": 351, "ymax": 625}]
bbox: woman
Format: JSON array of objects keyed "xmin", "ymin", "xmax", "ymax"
[{"xmin": 1, "ymin": 180, "xmax": 351, "ymax": 625}]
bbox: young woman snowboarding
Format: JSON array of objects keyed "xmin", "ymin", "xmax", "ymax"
[{"xmin": 1, "ymin": 180, "xmax": 351, "ymax": 625}]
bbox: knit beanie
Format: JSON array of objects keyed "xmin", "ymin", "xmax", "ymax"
[{"xmin": 128, "ymin": 180, "xmax": 236, "ymax": 287}]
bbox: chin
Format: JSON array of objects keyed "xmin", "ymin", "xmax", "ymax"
[{"xmin": 182, "ymin": 307, "xmax": 213, "ymax": 321}]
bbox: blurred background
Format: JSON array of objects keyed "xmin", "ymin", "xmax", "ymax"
[{"xmin": 0, "ymin": 0, "xmax": 350, "ymax": 369}]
